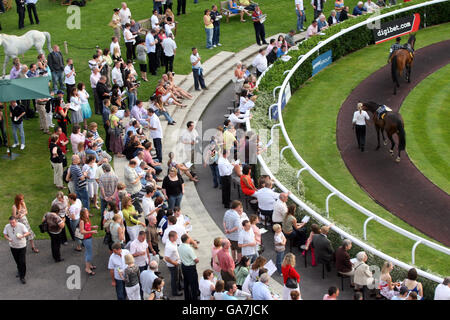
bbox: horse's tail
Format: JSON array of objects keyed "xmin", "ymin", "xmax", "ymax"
[
  {"xmin": 391, "ymin": 55, "xmax": 399, "ymax": 86},
  {"xmin": 44, "ymin": 32, "xmax": 53, "ymax": 53},
  {"xmin": 397, "ymin": 118, "xmax": 406, "ymax": 151}
]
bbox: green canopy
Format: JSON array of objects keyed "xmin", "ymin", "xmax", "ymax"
[{"xmin": 0, "ymin": 77, "xmax": 51, "ymax": 101}]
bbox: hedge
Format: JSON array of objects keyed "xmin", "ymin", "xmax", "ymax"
[
  {"xmin": 251, "ymin": 0, "xmax": 450, "ymax": 299},
  {"xmin": 258, "ymin": 0, "xmax": 450, "ymax": 94}
]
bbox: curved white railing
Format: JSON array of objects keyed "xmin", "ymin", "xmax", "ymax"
[{"xmin": 249, "ymin": 0, "xmax": 449, "ymax": 284}]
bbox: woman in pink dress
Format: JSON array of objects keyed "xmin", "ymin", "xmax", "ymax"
[
  {"xmin": 70, "ymin": 124, "xmax": 86, "ymax": 155},
  {"xmin": 211, "ymin": 237, "xmax": 222, "ymax": 279}
]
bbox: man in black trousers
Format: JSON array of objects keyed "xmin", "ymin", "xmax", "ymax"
[
  {"xmin": 218, "ymin": 149, "xmax": 237, "ymax": 209},
  {"xmin": 16, "ymin": 0, "xmax": 26, "ymax": 29},
  {"xmin": 3, "ymin": 216, "xmax": 30, "ymax": 284},
  {"xmin": 26, "ymin": 0, "xmax": 39, "ymax": 25},
  {"xmin": 190, "ymin": 47, "xmax": 207, "ymax": 91},
  {"xmin": 251, "ymin": 5, "xmax": 267, "ymax": 46},
  {"xmin": 179, "ymin": 234, "xmax": 200, "ymax": 300},
  {"xmin": 177, "ymin": 0, "xmax": 186, "ymax": 15}
]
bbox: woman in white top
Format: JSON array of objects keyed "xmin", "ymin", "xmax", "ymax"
[
  {"xmin": 123, "ymin": 23, "xmax": 137, "ymax": 62},
  {"xmin": 69, "ymin": 87, "xmax": 83, "ymax": 125},
  {"xmin": 352, "ymin": 102, "xmax": 370, "ymax": 152},
  {"xmin": 68, "ymin": 193, "xmax": 83, "ymax": 251},
  {"xmin": 199, "ymin": 269, "xmax": 216, "ymax": 300},
  {"xmin": 77, "ymin": 83, "xmax": 92, "ymax": 130},
  {"xmin": 379, "ymin": 261, "xmax": 400, "ymax": 299}
]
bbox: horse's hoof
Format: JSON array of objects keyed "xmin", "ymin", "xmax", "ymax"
[
  {"xmin": 383, "ymin": 140, "xmax": 387, "ymax": 146},
  {"xmin": 395, "ymin": 157, "xmax": 401, "ymax": 163},
  {"xmin": 376, "ymin": 146, "xmax": 380, "ymax": 151}
]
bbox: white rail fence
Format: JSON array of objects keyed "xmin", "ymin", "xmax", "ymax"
[{"xmin": 248, "ymin": 0, "xmax": 449, "ymax": 284}]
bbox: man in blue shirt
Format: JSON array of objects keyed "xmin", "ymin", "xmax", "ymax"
[
  {"xmin": 277, "ymin": 45, "xmax": 288, "ymax": 58},
  {"xmin": 252, "ymin": 273, "xmax": 274, "ymax": 300},
  {"xmin": 353, "ymin": 1, "xmax": 367, "ymax": 15},
  {"xmin": 222, "ymin": 281, "xmax": 239, "ymax": 300}
]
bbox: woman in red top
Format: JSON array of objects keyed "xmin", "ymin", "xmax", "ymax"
[
  {"xmin": 79, "ymin": 208, "xmax": 98, "ymax": 275},
  {"xmin": 240, "ymin": 165, "xmax": 257, "ymax": 196},
  {"xmin": 55, "ymin": 98, "xmax": 69, "ymax": 135},
  {"xmin": 281, "ymin": 253, "xmax": 301, "ymax": 300}
]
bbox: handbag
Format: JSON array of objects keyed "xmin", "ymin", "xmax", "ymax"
[
  {"xmin": 285, "ymin": 265, "xmax": 298, "ymax": 289},
  {"xmin": 103, "ymin": 232, "xmax": 112, "ymax": 246},
  {"xmin": 39, "ymin": 221, "xmax": 49, "ymax": 233},
  {"xmin": 286, "ymin": 277, "xmax": 298, "ymax": 289},
  {"xmin": 75, "ymin": 227, "xmax": 84, "ymax": 240}
]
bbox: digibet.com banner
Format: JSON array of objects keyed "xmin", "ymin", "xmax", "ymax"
[{"xmin": 373, "ymin": 13, "xmax": 420, "ymax": 44}]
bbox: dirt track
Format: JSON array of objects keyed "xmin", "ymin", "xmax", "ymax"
[{"xmin": 336, "ymin": 40, "xmax": 450, "ymax": 247}]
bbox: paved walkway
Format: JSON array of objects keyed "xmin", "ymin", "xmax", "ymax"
[
  {"xmin": 195, "ymin": 80, "xmax": 360, "ymax": 300},
  {"xmin": 337, "ymin": 41, "xmax": 450, "ymax": 246}
]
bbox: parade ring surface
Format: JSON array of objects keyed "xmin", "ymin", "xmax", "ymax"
[{"xmin": 336, "ymin": 40, "xmax": 450, "ymax": 246}]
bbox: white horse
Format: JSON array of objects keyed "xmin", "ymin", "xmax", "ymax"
[{"xmin": 0, "ymin": 30, "xmax": 52, "ymax": 77}]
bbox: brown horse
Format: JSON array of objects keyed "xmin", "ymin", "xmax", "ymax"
[
  {"xmin": 391, "ymin": 34, "xmax": 416, "ymax": 95},
  {"xmin": 361, "ymin": 101, "xmax": 406, "ymax": 163}
]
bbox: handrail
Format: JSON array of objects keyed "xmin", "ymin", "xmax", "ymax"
[{"xmin": 249, "ymin": 0, "xmax": 448, "ymax": 284}]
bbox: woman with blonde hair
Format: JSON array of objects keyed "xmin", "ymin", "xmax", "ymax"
[
  {"xmin": 166, "ymin": 72, "xmax": 193, "ymax": 99},
  {"xmin": 211, "ymin": 237, "xmax": 222, "ymax": 279},
  {"xmin": 121, "ymin": 254, "xmax": 141, "ymax": 300},
  {"xmin": 121, "ymin": 196, "xmax": 145, "ymax": 241},
  {"xmin": 12, "ymin": 194, "xmax": 39, "ymax": 253},
  {"xmin": 281, "ymin": 252, "xmax": 301, "ymax": 300},
  {"xmin": 379, "ymin": 261, "xmax": 400, "ymax": 299}
]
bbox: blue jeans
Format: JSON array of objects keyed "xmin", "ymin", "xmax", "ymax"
[
  {"xmin": 51, "ymin": 70, "xmax": 65, "ymax": 93},
  {"xmin": 83, "ymin": 237, "xmax": 93, "ymax": 263},
  {"xmin": 70, "ymin": 219, "xmax": 81, "ymax": 246},
  {"xmin": 12, "ymin": 122, "xmax": 25, "ymax": 145},
  {"xmin": 276, "ymin": 250, "xmax": 285, "ymax": 274},
  {"xmin": 153, "ymin": 1, "xmax": 163, "ymax": 14},
  {"xmin": 213, "ymin": 25, "xmax": 220, "ymax": 45},
  {"xmin": 128, "ymin": 91, "xmax": 137, "ymax": 109},
  {"xmin": 153, "ymin": 138, "xmax": 162, "ymax": 163},
  {"xmin": 296, "ymin": 10, "xmax": 305, "ymax": 31},
  {"xmin": 76, "ymin": 187, "xmax": 90, "ymax": 210},
  {"xmin": 205, "ymin": 28, "xmax": 213, "ymax": 48},
  {"xmin": 115, "ymin": 279, "xmax": 127, "ymax": 300},
  {"xmin": 168, "ymin": 193, "xmax": 183, "ymax": 209},
  {"xmin": 100, "ymin": 198, "xmax": 108, "ymax": 229},
  {"xmin": 210, "ymin": 164, "xmax": 220, "ymax": 188},
  {"xmin": 155, "ymin": 109, "xmax": 174, "ymax": 124}
]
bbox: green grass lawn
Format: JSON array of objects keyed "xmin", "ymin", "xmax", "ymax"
[
  {"xmin": 0, "ymin": 0, "xmax": 361, "ymax": 238},
  {"xmin": 281, "ymin": 23, "xmax": 450, "ymax": 276},
  {"xmin": 401, "ymin": 64, "xmax": 450, "ymax": 195}
]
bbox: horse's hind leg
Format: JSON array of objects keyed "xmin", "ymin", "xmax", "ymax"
[
  {"xmin": 376, "ymin": 126, "xmax": 381, "ymax": 150},
  {"xmin": 381, "ymin": 129, "xmax": 387, "ymax": 146},
  {"xmin": 2, "ymin": 55, "xmax": 10, "ymax": 78},
  {"xmin": 388, "ymin": 133, "xmax": 395, "ymax": 157}
]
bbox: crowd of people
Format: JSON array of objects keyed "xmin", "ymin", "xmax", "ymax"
[{"xmin": 1, "ymin": 0, "xmax": 448, "ymax": 302}]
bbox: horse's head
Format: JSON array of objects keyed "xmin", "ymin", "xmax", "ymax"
[
  {"xmin": 359, "ymin": 101, "xmax": 378, "ymax": 113},
  {"xmin": 408, "ymin": 34, "xmax": 416, "ymax": 49}
]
